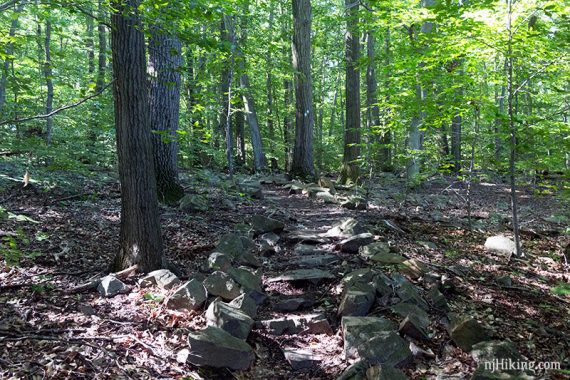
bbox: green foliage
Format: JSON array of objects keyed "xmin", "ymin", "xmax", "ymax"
[{"xmin": 550, "ymin": 282, "xmax": 570, "ymax": 296}]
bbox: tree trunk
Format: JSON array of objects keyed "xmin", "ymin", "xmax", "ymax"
[
  {"xmin": 238, "ymin": 5, "xmax": 266, "ymax": 172},
  {"xmin": 220, "ymin": 15, "xmax": 235, "ymax": 176},
  {"xmin": 148, "ymin": 25, "xmax": 184, "ymax": 203},
  {"xmin": 379, "ymin": 27, "xmax": 392, "ymax": 171},
  {"xmin": 283, "ymin": 79, "xmax": 293, "ymax": 172},
  {"xmin": 96, "ymin": 0, "xmax": 106, "ymax": 93},
  {"xmin": 235, "ymin": 97, "xmax": 246, "ymax": 165},
  {"xmin": 86, "ymin": 13, "xmax": 95, "ymax": 75},
  {"xmin": 110, "ymin": 0, "xmax": 164, "ymax": 272},
  {"xmin": 339, "ymin": 0, "xmax": 361, "ymax": 185},
  {"xmin": 291, "ymin": 0, "xmax": 315, "ymax": 179},
  {"xmin": 0, "ymin": 1, "xmax": 25, "ymax": 119},
  {"xmin": 266, "ymin": 4, "xmax": 276, "ymax": 157},
  {"xmin": 44, "ymin": 20, "xmax": 54, "ymax": 145},
  {"xmin": 366, "ymin": 31, "xmax": 382, "ymax": 172},
  {"xmin": 451, "ymin": 114, "xmax": 462, "ymax": 174}
]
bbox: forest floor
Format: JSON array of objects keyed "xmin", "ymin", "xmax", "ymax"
[{"xmin": 0, "ymin": 165, "xmax": 569, "ymax": 379}]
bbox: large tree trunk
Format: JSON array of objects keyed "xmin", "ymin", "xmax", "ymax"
[
  {"xmin": 366, "ymin": 31, "xmax": 384, "ymax": 172},
  {"xmin": 283, "ymin": 78, "xmax": 293, "ymax": 172},
  {"xmin": 379, "ymin": 27, "xmax": 392, "ymax": 171},
  {"xmin": 148, "ymin": 26, "xmax": 184, "ymax": 203},
  {"xmin": 339, "ymin": 0, "xmax": 360, "ymax": 185},
  {"xmin": 110, "ymin": 0, "xmax": 164, "ymax": 272},
  {"xmin": 96, "ymin": 0, "xmax": 106, "ymax": 93},
  {"xmin": 266, "ymin": 4, "xmax": 276, "ymax": 157},
  {"xmin": 290, "ymin": 0, "xmax": 315, "ymax": 179},
  {"xmin": 0, "ymin": 1, "xmax": 25, "ymax": 119}
]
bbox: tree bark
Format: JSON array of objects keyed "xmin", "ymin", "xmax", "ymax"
[
  {"xmin": 0, "ymin": 1, "xmax": 25, "ymax": 119},
  {"xmin": 283, "ymin": 79, "xmax": 293, "ymax": 172},
  {"xmin": 291, "ymin": 0, "xmax": 315, "ymax": 179},
  {"xmin": 148, "ymin": 24, "xmax": 184, "ymax": 203},
  {"xmin": 339, "ymin": 0, "xmax": 360, "ymax": 185},
  {"xmin": 110, "ymin": 0, "xmax": 164, "ymax": 272},
  {"xmin": 220, "ymin": 15, "xmax": 235, "ymax": 175},
  {"xmin": 44, "ymin": 20, "xmax": 54, "ymax": 145},
  {"xmin": 238, "ymin": 5, "xmax": 266, "ymax": 172}
]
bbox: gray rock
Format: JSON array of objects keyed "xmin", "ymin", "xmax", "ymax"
[
  {"xmin": 294, "ymin": 244, "xmax": 328, "ymax": 255},
  {"xmin": 427, "ymin": 287, "xmax": 449, "ymax": 311},
  {"xmin": 259, "ymin": 313, "xmax": 332, "ymax": 336},
  {"xmin": 139, "ymin": 269, "xmax": 181, "ymax": 290},
  {"xmin": 267, "ymin": 269, "xmax": 335, "ymax": 284},
  {"xmin": 260, "ymin": 232, "xmax": 280, "ymax": 247},
  {"xmin": 484, "ymin": 236, "xmax": 517, "ymax": 256},
  {"xmin": 418, "ymin": 241, "xmax": 437, "ymax": 250},
  {"xmin": 338, "ymin": 288, "xmax": 376, "ymax": 317},
  {"xmin": 316, "ymin": 191, "xmax": 337, "ymax": 204},
  {"xmin": 326, "ymin": 218, "xmax": 369, "ymax": 238},
  {"xmin": 342, "ymin": 317, "xmax": 411, "ymax": 366},
  {"xmin": 283, "ymin": 348, "xmax": 321, "ymax": 370},
  {"xmin": 399, "ymin": 314, "xmax": 430, "ymax": 341},
  {"xmin": 216, "ymin": 233, "xmax": 244, "ymax": 257},
  {"xmin": 206, "ymin": 298, "xmax": 254, "ymax": 339},
  {"xmin": 470, "ymin": 340, "xmax": 533, "ymax": 379},
  {"xmin": 338, "ymin": 362, "xmax": 409, "ymax": 380},
  {"xmin": 236, "ymin": 251, "xmax": 262, "ymax": 268},
  {"xmin": 496, "ymin": 276, "xmax": 512, "ymax": 287},
  {"xmin": 287, "ymin": 230, "xmax": 329, "ymax": 244},
  {"xmin": 238, "ymin": 181, "xmax": 263, "ymax": 199},
  {"xmin": 97, "ymin": 275, "xmax": 127, "ymax": 297},
  {"xmin": 341, "ymin": 268, "xmax": 377, "ymax": 287},
  {"xmin": 359, "ymin": 242, "xmax": 389, "ymax": 259},
  {"xmin": 186, "ymin": 326, "xmax": 255, "ymax": 370},
  {"xmin": 396, "ymin": 281, "xmax": 429, "ymax": 310},
  {"xmin": 399, "ymin": 259, "xmax": 428, "ymax": 280},
  {"xmin": 203, "ymin": 271, "xmax": 241, "ymax": 300},
  {"xmin": 391, "ymin": 303, "xmax": 429, "ymax": 323},
  {"xmin": 208, "ymin": 252, "xmax": 232, "ymax": 271},
  {"xmin": 242, "ymin": 289, "xmax": 268, "ymax": 305},
  {"xmin": 166, "ymin": 279, "xmax": 208, "ymax": 312},
  {"xmin": 179, "ymin": 194, "xmax": 209, "ymax": 212},
  {"xmin": 341, "ymin": 196, "xmax": 367, "ymax": 210},
  {"xmin": 228, "ymin": 293, "xmax": 258, "ymax": 318},
  {"xmin": 221, "ymin": 198, "xmax": 237, "ymax": 210},
  {"xmin": 449, "ymin": 317, "xmax": 492, "ymax": 351},
  {"xmin": 251, "ymin": 214, "xmax": 285, "ymax": 234},
  {"xmin": 228, "ymin": 267, "xmax": 262, "ymax": 292},
  {"xmin": 290, "ymin": 254, "xmax": 339, "ymax": 268},
  {"xmin": 340, "ymin": 233, "xmax": 375, "ymax": 253},
  {"xmin": 273, "ymin": 297, "xmax": 314, "ymax": 312}
]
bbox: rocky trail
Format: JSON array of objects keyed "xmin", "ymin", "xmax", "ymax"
[{"xmin": 1, "ymin": 172, "xmax": 569, "ymax": 379}]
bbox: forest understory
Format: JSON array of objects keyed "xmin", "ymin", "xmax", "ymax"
[{"xmin": 0, "ymin": 166, "xmax": 569, "ymax": 379}]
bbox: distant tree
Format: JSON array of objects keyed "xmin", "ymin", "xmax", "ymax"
[{"xmin": 110, "ymin": 0, "xmax": 164, "ymax": 272}]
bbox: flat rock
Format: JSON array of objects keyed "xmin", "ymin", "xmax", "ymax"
[
  {"xmin": 427, "ymin": 287, "xmax": 449, "ymax": 311},
  {"xmin": 274, "ymin": 297, "xmax": 314, "ymax": 312},
  {"xmin": 236, "ymin": 251, "xmax": 262, "ymax": 268},
  {"xmin": 139, "ymin": 269, "xmax": 180, "ymax": 290},
  {"xmin": 364, "ymin": 248, "xmax": 406, "ymax": 265},
  {"xmin": 290, "ymin": 254, "xmax": 339, "ymax": 268},
  {"xmin": 208, "ymin": 252, "xmax": 232, "ymax": 271},
  {"xmin": 286, "ymin": 230, "xmax": 328, "ymax": 244},
  {"xmin": 98, "ymin": 276, "xmax": 127, "ymax": 297},
  {"xmin": 238, "ymin": 181, "xmax": 263, "ymax": 199},
  {"xmin": 342, "ymin": 317, "xmax": 411, "ymax": 366},
  {"xmin": 228, "ymin": 267, "xmax": 262, "ymax": 292},
  {"xmin": 399, "ymin": 314, "xmax": 430, "ymax": 341},
  {"xmin": 449, "ymin": 317, "xmax": 492, "ymax": 351},
  {"xmin": 340, "ymin": 233, "xmax": 375, "ymax": 253},
  {"xmin": 399, "ymin": 259, "xmax": 428, "ymax": 280},
  {"xmin": 484, "ymin": 235, "xmax": 517, "ymax": 256},
  {"xmin": 283, "ymin": 348, "xmax": 322, "ymax": 370},
  {"xmin": 341, "ymin": 196, "xmax": 367, "ymax": 210},
  {"xmin": 391, "ymin": 303, "xmax": 429, "ymax": 322},
  {"xmin": 338, "ymin": 361, "xmax": 409, "ymax": 380},
  {"xmin": 206, "ymin": 298, "xmax": 254, "ymax": 339},
  {"xmin": 316, "ymin": 191, "xmax": 337, "ymax": 204},
  {"xmin": 470, "ymin": 340, "xmax": 532, "ymax": 379},
  {"xmin": 251, "ymin": 214, "xmax": 285, "ymax": 234},
  {"xmin": 203, "ymin": 271, "xmax": 241, "ymax": 301},
  {"xmin": 166, "ymin": 279, "xmax": 208, "ymax": 312},
  {"xmin": 186, "ymin": 326, "xmax": 254, "ymax": 370},
  {"xmin": 228, "ymin": 293, "xmax": 258, "ymax": 318},
  {"xmin": 326, "ymin": 218, "xmax": 369, "ymax": 238},
  {"xmin": 294, "ymin": 244, "xmax": 329, "ymax": 255},
  {"xmin": 267, "ymin": 269, "xmax": 335, "ymax": 284},
  {"xmin": 259, "ymin": 313, "xmax": 332, "ymax": 336}
]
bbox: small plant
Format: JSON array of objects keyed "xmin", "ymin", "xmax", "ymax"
[
  {"xmin": 551, "ymin": 282, "xmax": 570, "ymax": 296},
  {"xmin": 143, "ymin": 292, "xmax": 164, "ymax": 302}
]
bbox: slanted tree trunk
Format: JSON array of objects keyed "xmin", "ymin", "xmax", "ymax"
[
  {"xmin": 238, "ymin": 4, "xmax": 266, "ymax": 172},
  {"xmin": 148, "ymin": 24, "xmax": 184, "ymax": 203},
  {"xmin": 110, "ymin": 0, "xmax": 164, "ymax": 272},
  {"xmin": 290, "ymin": 0, "xmax": 315, "ymax": 179},
  {"xmin": 0, "ymin": 1, "xmax": 25, "ymax": 119},
  {"xmin": 339, "ymin": 0, "xmax": 360, "ymax": 185}
]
